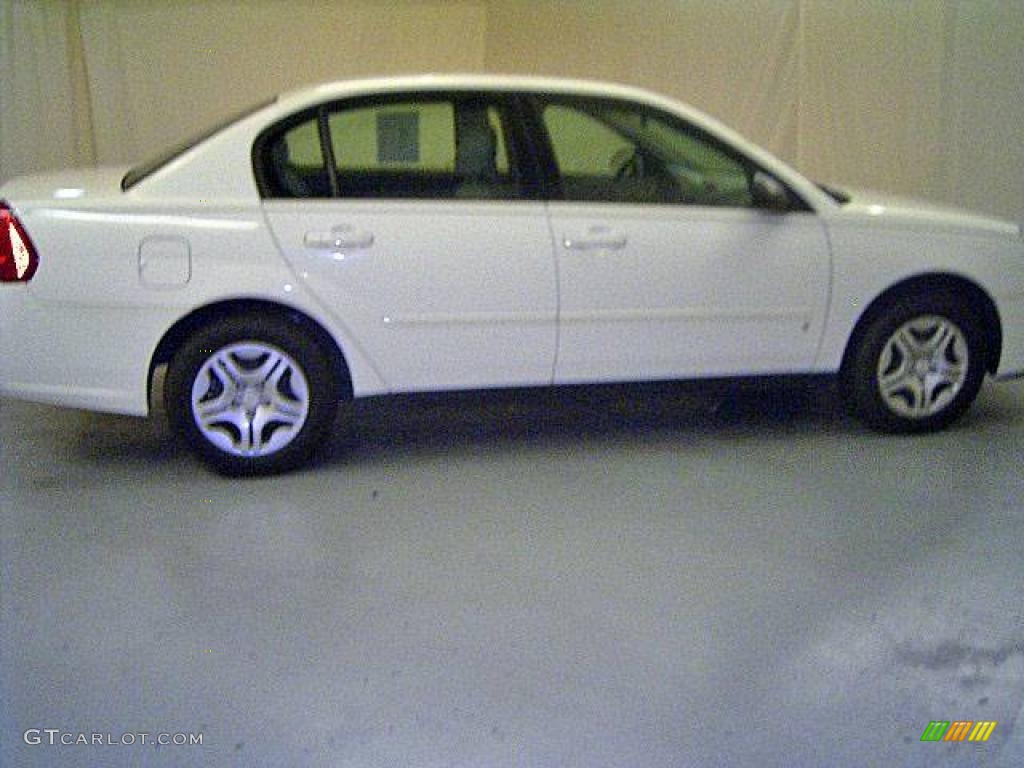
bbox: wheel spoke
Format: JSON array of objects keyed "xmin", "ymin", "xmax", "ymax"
[
  {"xmin": 251, "ymin": 405, "xmax": 299, "ymax": 451},
  {"xmin": 878, "ymin": 344, "xmax": 910, "ymax": 382},
  {"xmin": 943, "ymin": 361, "xmax": 965, "ymax": 382},
  {"xmin": 881, "ymin": 370, "xmax": 927, "ymax": 414},
  {"xmin": 904, "ymin": 377, "xmax": 929, "ymax": 415},
  {"xmin": 249, "ymin": 408, "xmax": 271, "ymax": 453},
  {"xmin": 923, "ymin": 370, "xmax": 959, "ymax": 410},
  {"xmin": 255, "ymin": 351, "xmax": 285, "ymax": 386},
  {"xmin": 924, "ymin": 321, "xmax": 953, "ymax": 355},
  {"xmin": 878, "ymin": 328, "xmax": 913, "ymax": 386},
  {"xmin": 195, "ymin": 390, "xmax": 235, "ymax": 420},
  {"xmin": 216, "ymin": 352, "xmax": 248, "ymax": 385},
  {"xmin": 193, "ymin": 366, "xmax": 236, "ymax": 414},
  {"xmin": 201, "ymin": 407, "xmax": 250, "ymax": 441},
  {"xmin": 893, "ymin": 328, "xmax": 918, "ymax": 359},
  {"xmin": 879, "ymin": 369, "xmax": 915, "ymax": 398},
  {"xmin": 266, "ymin": 391, "xmax": 305, "ymax": 421},
  {"xmin": 265, "ymin": 358, "xmax": 294, "ymax": 396}
]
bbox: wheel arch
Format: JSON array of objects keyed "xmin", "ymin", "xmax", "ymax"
[
  {"xmin": 840, "ymin": 272, "xmax": 1002, "ymax": 376},
  {"xmin": 148, "ymin": 298, "xmax": 354, "ymax": 406}
]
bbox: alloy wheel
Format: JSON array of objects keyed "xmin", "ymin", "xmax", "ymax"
[
  {"xmin": 876, "ymin": 315, "xmax": 968, "ymax": 419},
  {"xmin": 190, "ymin": 342, "xmax": 310, "ymax": 457}
]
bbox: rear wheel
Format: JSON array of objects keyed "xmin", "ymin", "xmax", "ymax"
[
  {"xmin": 165, "ymin": 314, "xmax": 340, "ymax": 474},
  {"xmin": 841, "ymin": 294, "xmax": 987, "ymax": 433}
]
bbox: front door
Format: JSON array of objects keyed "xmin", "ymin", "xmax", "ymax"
[{"xmin": 533, "ymin": 96, "xmax": 831, "ymax": 383}]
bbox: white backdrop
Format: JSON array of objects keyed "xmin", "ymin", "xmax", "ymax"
[{"xmin": 2, "ymin": 0, "xmax": 1022, "ymax": 221}]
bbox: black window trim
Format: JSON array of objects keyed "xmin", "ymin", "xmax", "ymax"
[
  {"xmin": 317, "ymin": 105, "xmax": 341, "ymax": 198},
  {"xmin": 251, "ymin": 104, "xmax": 322, "ymax": 199}
]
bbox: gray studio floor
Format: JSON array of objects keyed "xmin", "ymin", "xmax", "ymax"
[{"xmin": 2, "ymin": 377, "xmax": 1022, "ymax": 767}]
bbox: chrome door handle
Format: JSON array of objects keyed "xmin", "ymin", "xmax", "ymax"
[
  {"xmin": 562, "ymin": 231, "xmax": 627, "ymax": 251},
  {"xmin": 304, "ymin": 227, "xmax": 375, "ymax": 250}
]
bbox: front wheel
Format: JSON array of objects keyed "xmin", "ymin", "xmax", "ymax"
[
  {"xmin": 165, "ymin": 314, "xmax": 340, "ymax": 475},
  {"xmin": 841, "ymin": 295, "xmax": 987, "ymax": 433}
]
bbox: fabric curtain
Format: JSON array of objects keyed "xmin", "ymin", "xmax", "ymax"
[
  {"xmin": 73, "ymin": 0, "xmax": 488, "ymax": 168},
  {"xmin": 0, "ymin": 0, "xmax": 488, "ymax": 179},
  {"xmin": 0, "ymin": 0, "xmax": 95, "ymax": 182},
  {"xmin": 484, "ymin": 0, "xmax": 1024, "ymax": 222}
]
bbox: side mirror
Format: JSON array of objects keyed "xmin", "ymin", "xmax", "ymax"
[{"xmin": 751, "ymin": 171, "xmax": 791, "ymax": 212}]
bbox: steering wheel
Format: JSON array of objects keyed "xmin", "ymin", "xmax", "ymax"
[{"xmin": 611, "ymin": 147, "xmax": 642, "ymax": 179}]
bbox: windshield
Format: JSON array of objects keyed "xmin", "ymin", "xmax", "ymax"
[{"xmin": 121, "ymin": 97, "xmax": 276, "ymax": 191}]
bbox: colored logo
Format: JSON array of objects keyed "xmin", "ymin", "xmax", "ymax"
[{"xmin": 921, "ymin": 721, "xmax": 997, "ymax": 742}]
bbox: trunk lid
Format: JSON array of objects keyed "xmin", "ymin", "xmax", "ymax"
[{"xmin": 0, "ymin": 167, "xmax": 131, "ymax": 207}]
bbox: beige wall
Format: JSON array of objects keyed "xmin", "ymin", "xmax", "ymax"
[
  {"xmin": 0, "ymin": 0, "xmax": 97, "ymax": 179},
  {"xmin": 484, "ymin": 0, "xmax": 1024, "ymax": 221},
  {"xmin": 2, "ymin": 0, "xmax": 1022, "ymax": 221},
  {"xmin": 485, "ymin": 0, "xmax": 803, "ymax": 159},
  {"xmin": 0, "ymin": 0, "xmax": 487, "ymax": 177},
  {"xmin": 78, "ymin": 0, "xmax": 488, "ymax": 165}
]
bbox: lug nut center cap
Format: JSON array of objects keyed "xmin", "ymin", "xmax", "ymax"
[{"xmin": 241, "ymin": 387, "xmax": 262, "ymax": 411}]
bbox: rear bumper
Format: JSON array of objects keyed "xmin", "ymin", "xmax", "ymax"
[{"xmin": 0, "ymin": 287, "xmax": 152, "ymax": 416}]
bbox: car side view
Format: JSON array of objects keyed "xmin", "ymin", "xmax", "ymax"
[{"xmin": 1, "ymin": 75, "xmax": 1022, "ymax": 474}]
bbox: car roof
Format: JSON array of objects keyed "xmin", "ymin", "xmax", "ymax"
[{"xmin": 275, "ymin": 74, "xmax": 672, "ymax": 111}]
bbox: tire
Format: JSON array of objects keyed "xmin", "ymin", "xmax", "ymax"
[
  {"xmin": 165, "ymin": 314, "xmax": 341, "ymax": 475},
  {"xmin": 841, "ymin": 293, "xmax": 987, "ymax": 433}
]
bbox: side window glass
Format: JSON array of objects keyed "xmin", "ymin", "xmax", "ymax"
[
  {"xmin": 543, "ymin": 105, "xmax": 634, "ymax": 179},
  {"xmin": 329, "ymin": 102, "xmax": 456, "ymax": 175},
  {"xmin": 645, "ymin": 116, "xmax": 753, "ymax": 207},
  {"xmin": 326, "ymin": 99, "xmax": 520, "ymax": 200},
  {"xmin": 541, "ymin": 100, "xmax": 753, "ymax": 207},
  {"xmin": 265, "ymin": 117, "xmax": 330, "ymax": 198}
]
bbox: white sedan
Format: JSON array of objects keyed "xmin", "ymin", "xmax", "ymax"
[{"xmin": 2, "ymin": 75, "xmax": 1023, "ymax": 473}]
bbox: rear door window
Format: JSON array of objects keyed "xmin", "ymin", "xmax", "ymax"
[{"xmin": 258, "ymin": 96, "xmax": 523, "ymax": 201}]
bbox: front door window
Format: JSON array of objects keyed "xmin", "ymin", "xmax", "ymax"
[{"xmin": 540, "ymin": 97, "xmax": 756, "ymax": 208}]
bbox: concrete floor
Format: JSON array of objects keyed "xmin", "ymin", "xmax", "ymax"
[{"xmin": 1, "ymin": 378, "xmax": 1022, "ymax": 767}]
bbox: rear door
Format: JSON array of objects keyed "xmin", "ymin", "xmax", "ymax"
[{"xmin": 261, "ymin": 93, "xmax": 557, "ymax": 392}]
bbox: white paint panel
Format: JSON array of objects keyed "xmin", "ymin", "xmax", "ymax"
[
  {"xmin": 550, "ymin": 204, "xmax": 831, "ymax": 381},
  {"xmin": 265, "ymin": 200, "xmax": 558, "ymax": 392}
]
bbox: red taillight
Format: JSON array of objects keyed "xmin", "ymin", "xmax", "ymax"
[{"xmin": 0, "ymin": 201, "xmax": 39, "ymax": 282}]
